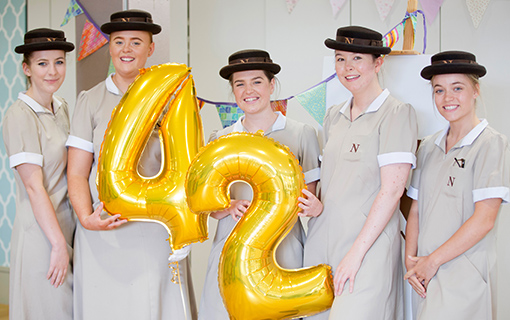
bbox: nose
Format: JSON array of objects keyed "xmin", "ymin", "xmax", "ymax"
[
  {"xmin": 344, "ymin": 59, "xmax": 354, "ymax": 71},
  {"xmin": 444, "ymin": 89, "xmax": 454, "ymax": 101},
  {"xmin": 48, "ymin": 62, "xmax": 57, "ymax": 75}
]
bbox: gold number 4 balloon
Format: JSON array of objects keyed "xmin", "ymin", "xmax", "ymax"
[
  {"xmin": 186, "ymin": 131, "xmax": 334, "ymax": 319},
  {"xmin": 97, "ymin": 63, "xmax": 208, "ymax": 250}
]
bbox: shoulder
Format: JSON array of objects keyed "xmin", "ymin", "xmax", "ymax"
[
  {"xmin": 285, "ymin": 117, "xmax": 317, "ymax": 137},
  {"xmin": 4, "ymin": 99, "xmax": 35, "ymax": 122},
  {"xmin": 209, "ymin": 125, "xmax": 234, "ymax": 142},
  {"xmin": 477, "ymin": 126, "xmax": 510, "ymax": 153},
  {"xmin": 383, "ymin": 94, "xmax": 416, "ymax": 115}
]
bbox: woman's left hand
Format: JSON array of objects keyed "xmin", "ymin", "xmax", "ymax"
[
  {"xmin": 333, "ymin": 250, "xmax": 363, "ymax": 296},
  {"xmin": 47, "ymin": 242, "xmax": 69, "ymax": 288},
  {"xmin": 404, "ymin": 255, "xmax": 439, "ymax": 292},
  {"xmin": 297, "ymin": 189, "xmax": 323, "ymax": 218}
]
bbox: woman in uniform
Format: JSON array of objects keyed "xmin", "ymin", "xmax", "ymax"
[
  {"xmin": 198, "ymin": 49, "xmax": 322, "ymax": 319},
  {"xmin": 303, "ymin": 26, "xmax": 418, "ymax": 319},
  {"xmin": 66, "ymin": 10, "xmax": 196, "ymax": 319},
  {"xmin": 3, "ymin": 28, "xmax": 75, "ymax": 319},
  {"xmin": 405, "ymin": 51, "xmax": 509, "ymax": 319}
]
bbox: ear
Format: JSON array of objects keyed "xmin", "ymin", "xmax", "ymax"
[
  {"xmin": 474, "ymin": 83, "xmax": 480, "ymax": 99},
  {"xmin": 22, "ymin": 62, "xmax": 31, "ymax": 77},
  {"xmin": 270, "ymin": 77, "xmax": 275, "ymax": 95},
  {"xmin": 148, "ymin": 42, "xmax": 155, "ymax": 57},
  {"xmin": 374, "ymin": 56, "xmax": 384, "ymax": 73}
]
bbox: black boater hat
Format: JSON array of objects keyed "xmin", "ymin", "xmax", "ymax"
[
  {"xmin": 420, "ymin": 51, "xmax": 486, "ymax": 80},
  {"xmin": 219, "ymin": 49, "xmax": 281, "ymax": 80},
  {"xmin": 101, "ymin": 9, "xmax": 161, "ymax": 35},
  {"xmin": 325, "ymin": 26, "xmax": 391, "ymax": 55},
  {"xmin": 15, "ymin": 28, "xmax": 75, "ymax": 54}
]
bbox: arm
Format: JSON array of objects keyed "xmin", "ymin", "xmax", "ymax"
[
  {"xmin": 333, "ymin": 162, "xmax": 411, "ymax": 295},
  {"xmin": 404, "ymin": 197, "xmax": 501, "ymax": 291},
  {"xmin": 210, "ymin": 199, "xmax": 251, "ymax": 221},
  {"xmin": 17, "ymin": 163, "xmax": 69, "ymax": 288},
  {"xmin": 67, "ymin": 147, "xmax": 126, "ymax": 230},
  {"xmin": 404, "ymin": 200, "xmax": 426, "ymax": 297}
]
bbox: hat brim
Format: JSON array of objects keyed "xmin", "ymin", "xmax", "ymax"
[
  {"xmin": 420, "ymin": 64, "xmax": 487, "ymax": 80},
  {"xmin": 15, "ymin": 42, "xmax": 75, "ymax": 54},
  {"xmin": 219, "ymin": 63, "xmax": 281, "ymax": 80},
  {"xmin": 324, "ymin": 38, "xmax": 391, "ymax": 55},
  {"xmin": 101, "ymin": 22, "xmax": 162, "ymax": 35}
]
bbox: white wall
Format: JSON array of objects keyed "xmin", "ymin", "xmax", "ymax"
[{"xmin": 19, "ymin": 0, "xmax": 510, "ymax": 318}]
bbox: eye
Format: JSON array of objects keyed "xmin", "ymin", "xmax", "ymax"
[
  {"xmin": 38, "ymin": 62, "xmax": 47, "ymax": 66},
  {"xmin": 434, "ymin": 88, "xmax": 444, "ymax": 94},
  {"xmin": 353, "ymin": 55, "xmax": 362, "ymax": 60},
  {"xmin": 235, "ymin": 83, "xmax": 244, "ymax": 88},
  {"xmin": 56, "ymin": 60, "xmax": 65, "ymax": 65},
  {"xmin": 454, "ymin": 86, "xmax": 463, "ymax": 92},
  {"xmin": 132, "ymin": 41, "xmax": 141, "ymax": 46},
  {"xmin": 336, "ymin": 57, "xmax": 344, "ymax": 62},
  {"xmin": 254, "ymin": 80, "xmax": 262, "ymax": 85},
  {"xmin": 115, "ymin": 40, "xmax": 123, "ymax": 45}
]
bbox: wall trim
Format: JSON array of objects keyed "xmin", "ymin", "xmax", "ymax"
[{"xmin": 0, "ymin": 266, "xmax": 9, "ymax": 305}]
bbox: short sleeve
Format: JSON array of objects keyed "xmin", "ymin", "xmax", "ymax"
[
  {"xmin": 299, "ymin": 124, "xmax": 320, "ymax": 183},
  {"xmin": 2, "ymin": 103, "xmax": 43, "ymax": 168},
  {"xmin": 472, "ymin": 132, "xmax": 510, "ymax": 204},
  {"xmin": 378, "ymin": 102, "xmax": 418, "ymax": 168},
  {"xmin": 66, "ymin": 90, "xmax": 94, "ymax": 152},
  {"xmin": 208, "ymin": 130, "xmax": 219, "ymax": 143}
]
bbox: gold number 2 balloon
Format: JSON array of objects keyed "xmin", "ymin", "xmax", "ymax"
[
  {"xmin": 97, "ymin": 63, "xmax": 208, "ymax": 250},
  {"xmin": 186, "ymin": 132, "xmax": 334, "ymax": 319}
]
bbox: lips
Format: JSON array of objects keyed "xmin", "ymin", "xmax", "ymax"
[
  {"xmin": 120, "ymin": 57, "xmax": 134, "ymax": 62},
  {"xmin": 244, "ymin": 97, "xmax": 259, "ymax": 102},
  {"xmin": 443, "ymin": 105, "xmax": 459, "ymax": 111},
  {"xmin": 345, "ymin": 75, "xmax": 360, "ymax": 81}
]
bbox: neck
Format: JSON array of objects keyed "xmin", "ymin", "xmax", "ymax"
[
  {"xmin": 351, "ymin": 81, "xmax": 383, "ymax": 119},
  {"xmin": 112, "ymin": 73, "xmax": 138, "ymax": 93},
  {"xmin": 242, "ymin": 109, "xmax": 278, "ymax": 133},
  {"xmin": 26, "ymin": 86, "xmax": 54, "ymax": 111},
  {"xmin": 446, "ymin": 114, "xmax": 480, "ymax": 152}
]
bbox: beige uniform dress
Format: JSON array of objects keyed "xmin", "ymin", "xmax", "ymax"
[
  {"xmin": 3, "ymin": 93, "xmax": 75, "ymax": 319},
  {"xmin": 304, "ymin": 90, "xmax": 417, "ymax": 320},
  {"xmin": 198, "ymin": 112, "xmax": 320, "ymax": 320},
  {"xmin": 407, "ymin": 119, "xmax": 510, "ymax": 320},
  {"xmin": 66, "ymin": 75, "xmax": 196, "ymax": 320}
]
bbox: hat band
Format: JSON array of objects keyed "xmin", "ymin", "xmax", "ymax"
[
  {"xmin": 229, "ymin": 57, "xmax": 273, "ymax": 65},
  {"xmin": 25, "ymin": 37, "xmax": 66, "ymax": 44},
  {"xmin": 336, "ymin": 36, "xmax": 383, "ymax": 47},
  {"xmin": 432, "ymin": 59, "xmax": 478, "ymax": 65},
  {"xmin": 112, "ymin": 16, "xmax": 154, "ymax": 23}
]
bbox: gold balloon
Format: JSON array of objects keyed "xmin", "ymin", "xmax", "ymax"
[
  {"xmin": 97, "ymin": 63, "xmax": 208, "ymax": 250},
  {"xmin": 186, "ymin": 132, "xmax": 334, "ymax": 319}
]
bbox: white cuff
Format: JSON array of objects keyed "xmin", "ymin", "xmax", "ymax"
[
  {"xmin": 378, "ymin": 152, "xmax": 416, "ymax": 169},
  {"xmin": 168, "ymin": 245, "xmax": 191, "ymax": 262},
  {"xmin": 406, "ymin": 185, "xmax": 418, "ymax": 200},
  {"xmin": 304, "ymin": 167, "xmax": 320, "ymax": 184},
  {"xmin": 9, "ymin": 152, "xmax": 43, "ymax": 168},
  {"xmin": 66, "ymin": 135, "xmax": 94, "ymax": 153},
  {"xmin": 473, "ymin": 187, "xmax": 510, "ymax": 204}
]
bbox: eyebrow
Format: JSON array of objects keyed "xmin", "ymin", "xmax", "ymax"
[{"xmin": 111, "ymin": 36, "xmax": 144, "ymax": 41}]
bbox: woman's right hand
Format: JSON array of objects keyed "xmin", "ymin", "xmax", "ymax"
[
  {"xmin": 225, "ymin": 199, "xmax": 250, "ymax": 221},
  {"xmin": 82, "ymin": 203, "xmax": 127, "ymax": 231},
  {"xmin": 47, "ymin": 242, "xmax": 69, "ymax": 288},
  {"xmin": 405, "ymin": 255, "xmax": 426, "ymax": 298}
]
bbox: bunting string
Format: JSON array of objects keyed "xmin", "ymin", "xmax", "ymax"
[{"xmin": 382, "ymin": 10, "xmax": 427, "ymax": 54}]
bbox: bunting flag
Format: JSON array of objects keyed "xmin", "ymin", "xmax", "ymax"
[
  {"xmin": 198, "ymin": 99, "xmax": 205, "ymax": 110},
  {"xmin": 382, "ymin": 20, "xmax": 405, "ymax": 48},
  {"xmin": 216, "ymin": 104, "xmax": 244, "ymax": 128},
  {"xmin": 374, "ymin": 0, "xmax": 395, "ymax": 21},
  {"xmin": 419, "ymin": 0, "xmax": 443, "ymax": 25},
  {"xmin": 295, "ymin": 82, "xmax": 327, "ymax": 126},
  {"xmin": 61, "ymin": 0, "xmax": 83, "ymax": 26},
  {"xmin": 78, "ymin": 19, "xmax": 108, "ymax": 61},
  {"xmin": 107, "ymin": 57, "xmax": 116, "ymax": 76},
  {"xmin": 330, "ymin": 0, "xmax": 347, "ymax": 18},
  {"xmin": 466, "ymin": 0, "xmax": 490, "ymax": 28},
  {"xmin": 286, "ymin": 0, "xmax": 299, "ymax": 13},
  {"xmin": 270, "ymin": 100, "xmax": 288, "ymax": 116}
]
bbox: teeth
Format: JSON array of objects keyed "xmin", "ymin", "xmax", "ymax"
[
  {"xmin": 346, "ymin": 75, "xmax": 358, "ymax": 80},
  {"xmin": 444, "ymin": 105, "xmax": 457, "ymax": 110},
  {"xmin": 245, "ymin": 97, "xmax": 257, "ymax": 102},
  {"xmin": 121, "ymin": 57, "xmax": 134, "ymax": 62}
]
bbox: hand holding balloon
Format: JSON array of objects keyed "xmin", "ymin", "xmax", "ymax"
[{"xmin": 298, "ymin": 189, "xmax": 323, "ymax": 218}]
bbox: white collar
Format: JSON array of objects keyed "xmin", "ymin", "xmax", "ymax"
[
  {"xmin": 434, "ymin": 119, "xmax": 488, "ymax": 149},
  {"xmin": 105, "ymin": 74, "xmax": 121, "ymax": 95},
  {"xmin": 232, "ymin": 111, "xmax": 286, "ymax": 133},
  {"xmin": 18, "ymin": 92, "xmax": 62, "ymax": 114},
  {"xmin": 339, "ymin": 88, "xmax": 390, "ymax": 115}
]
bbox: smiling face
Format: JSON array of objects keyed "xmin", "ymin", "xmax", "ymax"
[
  {"xmin": 23, "ymin": 50, "xmax": 66, "ymax": 97},
  {"xmin": 432, "ymin": 73, "xmax": 479, "ymax": 126},
  {"xmin": 334, "ymin": 50, "xmax": 382, "ymax": 94},
  {"xmin": 109, "ymin": 30, "xmax": 154, "ymax": 80},
  {"xmin": 231, "ymin": 70, "xmax": 275, "ymax": 116}
]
